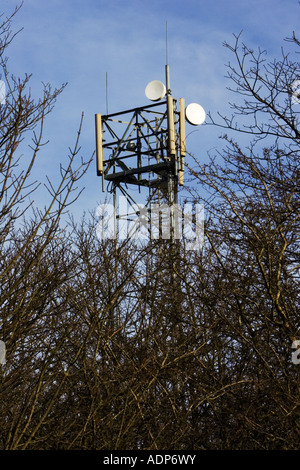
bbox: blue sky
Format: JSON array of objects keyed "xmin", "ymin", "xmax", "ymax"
[{"xmin": 1, "ymin": 0, "xmax": 299, "ymax": 218}]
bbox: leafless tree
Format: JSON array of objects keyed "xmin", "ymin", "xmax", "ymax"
[
  {"xmin": 0, "ymin": 5, "xmax": 93, "ymax": 449},
  {"xmin": 1, "ymin": 4, "xmax": 299, "ymax": 451},
  {"xmin": 184, "ymin": 29, "xmax": 300, "ymax": 448}
]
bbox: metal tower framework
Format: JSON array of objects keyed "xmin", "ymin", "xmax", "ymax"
[
  {"xmin": 94, "ymin": 39, "xmax": 206, "ymax": 242},
  {"xmin": 96, "ymin": 96, "xmax": 185, "ymax": 188},
  {"xmin": 95, "ymin": 87, "xmax": 188, "ymax": 240}
]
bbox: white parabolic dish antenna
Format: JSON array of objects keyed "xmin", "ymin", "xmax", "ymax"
[
  {"xmin": 145, "ymin": 80, "xmax": 166, "ymax": 101},
  {"xmin": 185, "ymin": 103, "xmax": 206, "ymax": 125}
]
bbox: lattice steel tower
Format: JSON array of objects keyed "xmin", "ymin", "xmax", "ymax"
[{"xmin": 95, "ymin": 41, "xmax": 205, "ymax": 241}]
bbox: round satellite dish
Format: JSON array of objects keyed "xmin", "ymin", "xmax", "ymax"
[
  {"xmin": 185, "ymin": 103, "xmax": 206, "ymax": 125},
  {"xmin": 145, "ymin": 80, "xmax": 166, "ymax": 101}
]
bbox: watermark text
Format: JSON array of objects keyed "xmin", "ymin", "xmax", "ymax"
[
  {"xmin": 0, "ymin": 80, "xmax": 6, "ymax": 105},
  {"xmin": 96, "ymin": 196, "xmax": 204, "ymax": 250}
]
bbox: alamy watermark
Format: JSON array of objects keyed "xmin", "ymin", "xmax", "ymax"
[
  {"xmin": 95, "ymin": 196, "xmax": 204, "ymax": 250},
  {"xmin": 0, "ymin": 340, "xmax": 6, "ymax": 365},
  {"xmin": 0, "ymin": 80, "xmax": 6, "ymax": 105},
  {"xmin": 291, "ymin": 80, "xmax": 300, "ymax": 104},
  {"xmin": 292, "ymin": 340, "xmax": 300, "ymax": 365}
]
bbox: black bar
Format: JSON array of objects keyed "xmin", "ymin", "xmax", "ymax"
[
  {"xmin": 104, "ymin": 161, "xmax": 172, "ymax": 181},
  {"xmin": 101, "ymin": 101, "xmax": 168, "ymax": 120}
]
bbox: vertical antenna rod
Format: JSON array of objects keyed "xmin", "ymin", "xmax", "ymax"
[
  {"xmin": 106, "ymin": 72, "xmax": 109, "ymax": 115},
  {"xmin": 165, "ymin": 21, "xmax": 171, "ymax": 94}
]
